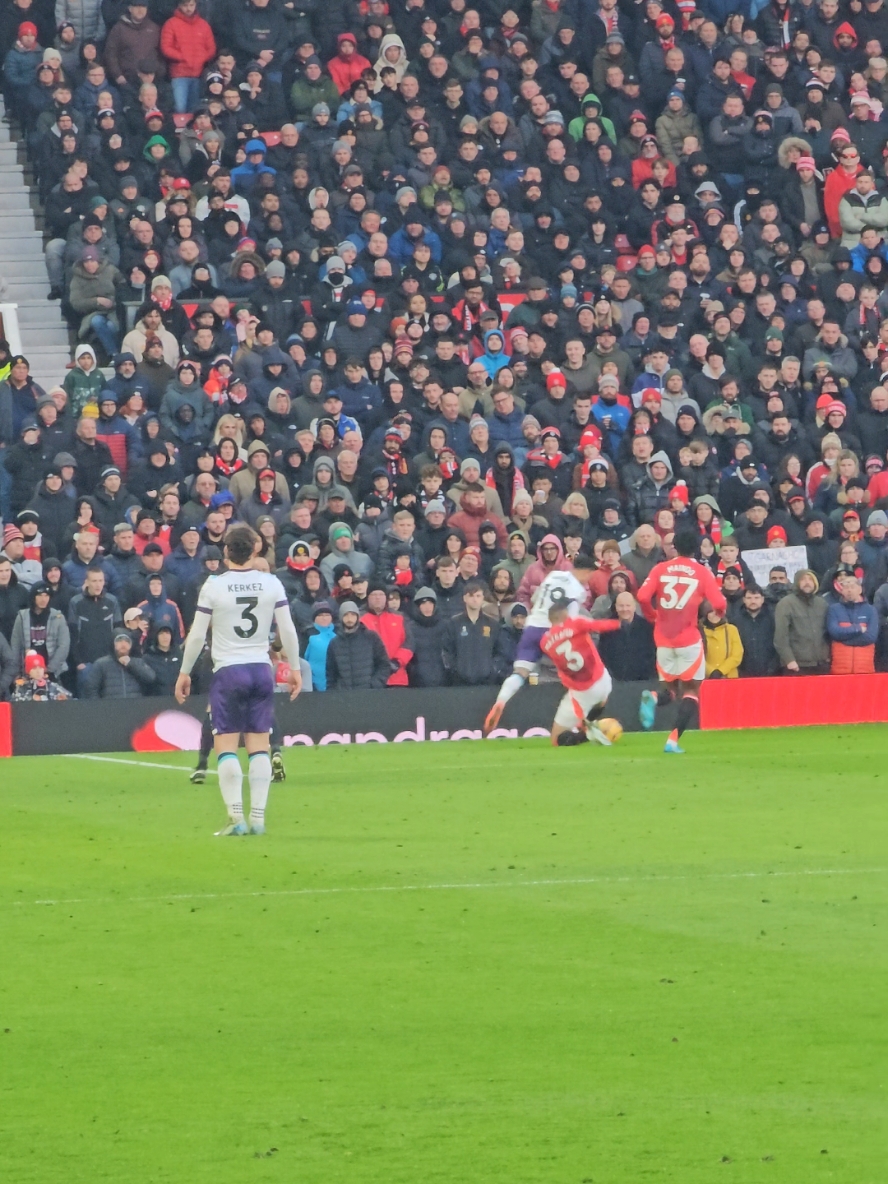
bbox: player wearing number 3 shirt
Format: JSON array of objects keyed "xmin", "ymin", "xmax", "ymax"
[
  {"xmin": 483, "ymin": 555, "xmax": 598, "ymax": 735},
  {"xmin": 175, "ymin": 524, "xmax": 303, "ymax": 836},
  {"xmin": 541, "ymin": 605, "xmax": 621, "ymax": 746},
  {"xmin": 636, "ymin": 529, "xmax": 726, "ymax": 754}
]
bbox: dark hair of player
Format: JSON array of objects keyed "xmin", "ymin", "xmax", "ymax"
[
  {"xmin": 673, "ymin": 529, "xmax": 699, "ymax": 557},
  {"xmin": 224, "ymin": 523, "xmax": 259, "ymax": 566},
  {"xmin": 572, "ymin": 554, "xmax": 596, "ymax": 571},
  {"xmin": 548, "ymin": 602, "xmax": 570, "ymax": 620}
]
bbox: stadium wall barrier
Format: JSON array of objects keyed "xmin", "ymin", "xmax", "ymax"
[
  {"xmin": 699, "ymin": 673, "xmax": 888, "ymax": 729},
  {"xmin": 6, "ymin": 682, "xmax": 676, "ymax": 757},
  {"xmin": 0, "ymin": 702, "xmax": 11, "ymax": 757}
]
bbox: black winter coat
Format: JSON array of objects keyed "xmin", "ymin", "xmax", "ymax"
[
  {"xmin": 144, "ymin": 645, "xmax": 182, "ymax": 695},
  {"xmin": 3, "ymin": 440, "xmax": 47, "ymax": 514},
  {"xmin": 408, "ymin": 612, "xmax": 448, "ymax": 687},
  {"xmin": 442, "ymin": 611, "xmax": 510, "ymax": 686},
  {"xmin": 732, "ymin": 603, "xmax": 778, "ymax": 677},
  {"xmin": 83, "ymin": 653, "xmax": 156, "ymax": 698},
  {"xmin": 0, "ymin": 574, "xmax": 29, "ymax": 642},
  {"xmin": 325, "ymin": 623, "xmax": 391, "ymax": 690},
  {"xmin": 598, "ymin": 615, "xmax": 657, "ymax": 681},
  {"xmin": 27, "ymin": 484, "xmax": 77, "ymax": 561},
  {"xmin": 71, "ymin": 437, "xmax": 115, "ymax": 497}
]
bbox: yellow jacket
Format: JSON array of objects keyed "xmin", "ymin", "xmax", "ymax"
[{"xmin": 702, "ymin": 620, "xmax": 743, "ymax": 678}]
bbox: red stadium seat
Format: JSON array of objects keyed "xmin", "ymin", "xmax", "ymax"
[
  {"xmin": 172, "ymin": 113, "xmax": 191, "ymax": 129},
  {"xmin": 614, "ymin": 233, "xmax": 633, "ymax": 254},
  {"xmin": 616, "ymin": 253, "xmax": 638, "ymax": 271},
  {"xmin": 260, "ymin": 131, "xmax": 281, "ymax": 147}
]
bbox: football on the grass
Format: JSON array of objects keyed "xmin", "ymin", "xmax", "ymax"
[{"xmin": 598, "ymin": 718, "xmax": 623, "ymax": 743}]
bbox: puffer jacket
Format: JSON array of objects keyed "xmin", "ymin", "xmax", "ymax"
[
  {"xmin": 325, "ymin": 622, "xmax": 391, "ymax": 690},
  {"xmin": 83, "ymin": 651, "xmax": 156, "ymax": 697},
  {"xmin": 827, "ymin": 600, "xmax": 879, "ymax": 650},
  {"xmin": 626, "ymin": 451, "xmax": 676, "ymax": 528},
  {"xmin": 159, "ymin": 7, "xmax": 215, "ymax": 77},
  {"xmin": 407, "ymin": 610, "xmax": 448, "ymax": 687},
  {"xmin": 360, "ymin": 609, "xmax": 413, "ymax": 686},
  {"xmin": 55, "ymin": 0, "xmax": 105, "ymax": 43},
  {"xmin": 10, "ymin": 606, "xmax": 70, "ymax": 676}
]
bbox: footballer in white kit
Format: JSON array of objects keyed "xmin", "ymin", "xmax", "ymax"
[
  {"xmin": 483, "ymin": 557, "xmax": 597, "ymax": 734},
  {"xmin": 175, "ymin": 525, "xmax": 302, "ymax": 836}
]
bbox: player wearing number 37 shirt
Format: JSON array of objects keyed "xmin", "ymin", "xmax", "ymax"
[{"xmin": 635, "ymin": 529, "xmax": 726, "ymax": 754}]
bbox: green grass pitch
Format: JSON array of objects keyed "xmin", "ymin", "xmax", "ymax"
[{"xmin": 2, "ymin": 727, "xmax": 886, "ymax": 1183}]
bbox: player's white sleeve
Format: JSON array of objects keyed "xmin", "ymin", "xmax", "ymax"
[
  {"xmin": 273, "ymin": 602, "xmax": 301, "ymax": 671},
  {"xmin": 181, "ymin": 609, "xmax": 211, "ymax": 675}
]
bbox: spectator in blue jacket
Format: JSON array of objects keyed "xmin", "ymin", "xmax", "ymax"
[
  {"xmin": 303, "ymin": 601, "xmax": 337, "ymax": 690},
  {"xmin": 827, "ymin": 575, "xmax": 878, "ymax": 674},
  {"xmin": 388, "ymin": 207, "xmax": 442, "ymax": 265}
]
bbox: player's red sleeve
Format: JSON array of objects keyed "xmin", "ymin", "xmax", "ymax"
[{"xmin": 586, "ymin": 618, "xmax": 622, "ymax": 634}]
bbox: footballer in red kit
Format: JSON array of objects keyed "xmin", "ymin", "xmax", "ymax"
[
  {"xmin": 540, "ymin": 603, "xmax": 621, "ymax": 746},
  {"xmin": 636, "ymin": 529, "xmax": 727, "ymax": 753}
]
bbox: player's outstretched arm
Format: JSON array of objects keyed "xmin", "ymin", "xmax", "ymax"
[
  {"xmin": 176, "ymin": 609, "xmax": 212, "ymax": 703},
  {"xmin": 274, "ymin": 604, "xmax": 303, "ymax": 701},
  {"xmin": 587, "ymin": 619, "xmax": 622, "ymax": 634}
]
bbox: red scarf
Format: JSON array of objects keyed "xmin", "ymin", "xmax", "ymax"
[
  {"xmin": 699, "ymin": 517, "xmax": 722, "ymax": 545},
  {"xmin": 526, "ymin": 446, "xmax": 565, "ymax": 469},
  {"xmin": 214, "ymin": 457, "xmax": 245, "ymax": 477}
]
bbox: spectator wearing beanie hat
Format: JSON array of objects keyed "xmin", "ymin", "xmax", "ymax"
[{"xmin": 3, "ymin": 22, "xmax": 42, "ymax": 115}]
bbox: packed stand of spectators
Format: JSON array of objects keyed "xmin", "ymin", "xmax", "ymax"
[{"xmin": 2, "ymin": 0, "xmax": 888, "ymax": 700}]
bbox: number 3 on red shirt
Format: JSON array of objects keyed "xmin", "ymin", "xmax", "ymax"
[{"xmin": 554, "ymin": 640, "xmax": 584, "ymax": 671}]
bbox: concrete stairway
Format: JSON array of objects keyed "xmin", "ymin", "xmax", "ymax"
[{"xmin": 0, "ymin": 99, "xmax": 72, "ymax": 391}]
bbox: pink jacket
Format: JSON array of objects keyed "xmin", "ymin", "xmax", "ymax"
[{"xmin": 515, "ymin": 534, "xmax": 571, "ymax": 606}]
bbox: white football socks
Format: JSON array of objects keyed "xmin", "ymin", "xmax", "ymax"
[
  {"xmin": 496, "ymin": 672, "xmax": 526, "ymax": 705},
  {"xmin": 248, "ymin": 751, "xmax": 272, "ymax": 828},
  {"xmin": 217, "ymin": 753, "xmax": 244, "ymax": 822}
]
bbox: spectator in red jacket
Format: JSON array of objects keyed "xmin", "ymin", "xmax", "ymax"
[
  {"xmin": 160, "ymin": 0, "xmax": 216, "ymax": 113},
  {"xmin": 360, "ymin": 583, "xmax": 414, "ymax": 686},
  {"xmin": 327, "ymin": 33, "xmax": 371, "ymax": 96}
]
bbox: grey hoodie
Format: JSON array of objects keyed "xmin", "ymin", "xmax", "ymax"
[{"xmin": 646, "ymin": 450, "xmax": 674, "ymax": 487}]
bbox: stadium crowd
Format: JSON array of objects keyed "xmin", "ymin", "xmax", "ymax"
[{"xmin": 1, "ymin": 0, "xmax": 888, "ymax": 701}]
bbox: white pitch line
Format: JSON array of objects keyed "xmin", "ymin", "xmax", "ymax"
[
  {"xmin": 10, "ymin": 866, "xmax": 886, "ymax": 910},
  {"xmin": 68, "ymin": 753, "xmax": 217, "ymax": 775}
]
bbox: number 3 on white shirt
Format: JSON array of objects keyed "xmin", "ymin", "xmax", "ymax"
[{"xmin": 659, "ymin": 575, "xmax": 699, "ymax": 609}]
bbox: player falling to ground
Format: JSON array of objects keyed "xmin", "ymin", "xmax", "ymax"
[
  {"xmin": 636, "ymin": 528, "xmax": 726, "ymax": 754},
  {"xmin": 540, "ymin": 599, "xmax": 622, "ymax": 746},
  {"xmin": 484, "ymin": 554, "xmax": 598, "ymax": 734},
  {"xmin": 175, "ymin": 524, "xmax": 302, "ymax": 835}
]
